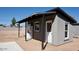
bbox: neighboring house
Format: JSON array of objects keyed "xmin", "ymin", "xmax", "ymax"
[
  {"xmin": 72, "ymin": 23, "xmax": 79, "ymax": 38},
  {"xmin": 17, "ymin": 7, "xmax": 79, "ymax": 45}
]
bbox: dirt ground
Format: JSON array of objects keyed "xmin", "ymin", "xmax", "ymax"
[{"xmin": 0, "ymin": 27, "xmax": 79, "ymax": 51}]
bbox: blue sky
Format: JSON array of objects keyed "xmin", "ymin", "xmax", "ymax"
[{"xmin": 0, "ymin": 7, "xmax": 79, "ymax": 26}]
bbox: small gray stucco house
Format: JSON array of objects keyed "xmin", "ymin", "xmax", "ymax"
[{"xmin": 17, "ymin": 7, "xmax": 79, "ymax": 46}]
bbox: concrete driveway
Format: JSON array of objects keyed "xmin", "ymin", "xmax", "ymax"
[{"xmin": 0, "ymin": 42, "xmax": 23, "ymax": 51}]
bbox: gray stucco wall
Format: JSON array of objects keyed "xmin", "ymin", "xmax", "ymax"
[
  {"xmin": 68, "ymin": 24, "xmax": 73, "ymax": 40},
  {"xmin": 53, "ymin": 15, "xmax": 65, "ymax": 45},
  {"xmin": 51, "ymin": 15, "xmax": 73, "ymax": 45},
  {"xmin": 50, "ymin": 15, "xmax": 58, "ymax": 45}
]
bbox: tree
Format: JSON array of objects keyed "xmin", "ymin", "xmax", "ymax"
[
  {"xmin": 0, "ymin": 24, "xmax": 6, "ymax": 27},
  {"xmin": 11, "ymin": 17, "xmax": 16, "ymax": 26}
]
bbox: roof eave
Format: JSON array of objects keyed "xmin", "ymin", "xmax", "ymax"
[{"xmin": 16, "ymin": 12, "xmax": 56, "ymax": 23}]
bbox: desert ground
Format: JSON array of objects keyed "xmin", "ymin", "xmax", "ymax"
[{"xmin": 0, "ymin": 27, "xmax": 79, "ymax": 51}]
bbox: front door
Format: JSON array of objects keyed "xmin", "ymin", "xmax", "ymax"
[
  {"xmin": 28, "ymin": 24, "xmax": 33, "ymax": 37},
  {"xmin": 45, "ymin": 20, "xmax": 52, "ymax": 43}
]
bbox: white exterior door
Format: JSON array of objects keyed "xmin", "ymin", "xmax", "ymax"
[
  {"xmin": 26, "ymin": 22, "xmax": 32, "ymax": 40},
  {"xmin": 45, "ymin": 20, "xmax": 52, "ymax": 43}
]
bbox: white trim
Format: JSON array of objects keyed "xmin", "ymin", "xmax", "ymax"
[
  {"xmin": 65, "ymin": 22, "xmax": 69, "ymax": 40},
  {"xmin": 34, "ymin": 21, "xmax": 40, "ymax": 32}
]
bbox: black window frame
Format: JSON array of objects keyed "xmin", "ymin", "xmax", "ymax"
[{"xmin": 34, "ymin": 21, "xmax": 40, "ymax": 32}]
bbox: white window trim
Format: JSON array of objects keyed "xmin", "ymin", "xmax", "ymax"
[
  {"xmin": 65, "ymin": 22, "xmax": 69, "ymax": 39},
  {"xmin": 34, "ymin": 21, "xmax": 40, "ymax": 32}
]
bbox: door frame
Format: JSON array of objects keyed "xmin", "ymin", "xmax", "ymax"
[{"xmin": 45, "ymin": 20, "xmax": 52, "ymax": 42}]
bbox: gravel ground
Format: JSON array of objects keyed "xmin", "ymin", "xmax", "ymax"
[{"xmin": 1, "ymin": 27, "xmax": 79, "ymax": 51}]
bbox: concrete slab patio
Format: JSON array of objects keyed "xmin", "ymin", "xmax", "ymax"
[
  {"xmin": 17, "ymin": 37, "xmax": 79, "ymax": 51},
  {"xmin": 0, "ymin": 42, "xmax": 23, "ymax": 51}
]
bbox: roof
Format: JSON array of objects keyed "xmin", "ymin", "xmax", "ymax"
[
  {"xmin": 47, "ymin": 7, "xmax": 77, "ymax": 23},
  {"xmin": 72, "ymin": 23, "xmax": 79, "ymax": 25},
  {"xmin": 17, "ymin": 12, "xmax": 56, "ymax": 23},
  {"xmin": 17, "ymin": 7, "xmax": 77, "ymax": 23}
]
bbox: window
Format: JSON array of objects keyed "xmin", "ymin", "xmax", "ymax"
[
  {"xmin": 34, "ymin": 22, "xmax": 40, "ymax": 32},
  {"xmin": 47, "ymin": 22, "xmax": 52, "ymax": 32},
  {"xmin": 65, "ymin": 22, "xmax": 68, "ymax": 38}
]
